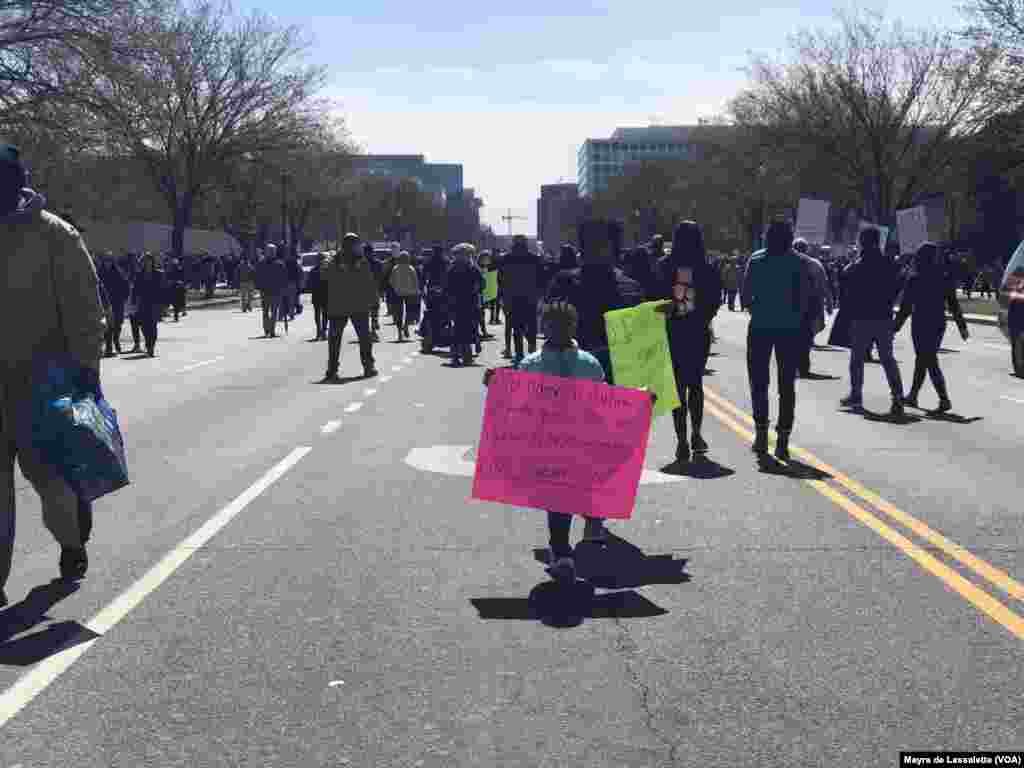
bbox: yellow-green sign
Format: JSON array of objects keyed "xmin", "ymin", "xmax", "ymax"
[
  {"xmin": 483, "ymin": 271, "xmax": 498, "ymax": 302},
  {"xmin": 604, "ymin": 301, "xmax": 680, "ymax": 418}
]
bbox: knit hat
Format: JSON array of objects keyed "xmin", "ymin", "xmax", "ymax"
[{"xmin": 0, "ymin": 144, "xmax": 27, "ymax": 191}]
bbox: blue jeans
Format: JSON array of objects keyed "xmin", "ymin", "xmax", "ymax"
[{"xmin": 849, "ymin": 318, "xmax": 904, "ymax": 400}]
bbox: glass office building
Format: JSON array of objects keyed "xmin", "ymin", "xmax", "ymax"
[{"xmin": 577, "ymin": 126, "xmax": 697, "ymax": 198}]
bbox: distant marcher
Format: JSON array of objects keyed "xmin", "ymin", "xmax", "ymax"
[
  {"xmin": 793, "ymin": 238, "xmax": 834, "ymax": 377},
  {"xmin": 741, "ymin": 220, "xmax": 813, "ymax": 460},
  {"xmin": 656, "ymin": 221, "xmax": 722, "ymax": 463},
  {"xmin": 132, "ymin": 253, "xmax": 166, "ymax": 356},
  {"xmin": 501, "ymin": 236, "xmax": 542, "ymax": 363},
  {"xmin": 721, "ymin": 258, "xmax": 740, "ymax": 311},
  {"xmin": 256, "ymin": 244, "xmax": 287, "ymax": 337},
  {"xmin": 388, "ymin": 250, "xmax": 420, "ymax": 341},
  {"xmin": 309, "ymin": 255, "xmax": 328, "ymax": 340},
  {"xmin": 624, "ymin": 245, "xmax": 661, "ymax": 301},
  {"xmin": 98, "ymin": 252, "xmax": 130, "ymax": 356},
  {"xmin": 238, "ymin": 257, "xmax": 256, "ymax": 313},
  {"xmin": 0, "ymin": 144, "xmax": 106, "ymax": 602},
  {"xmin": 284, "ymin": 252, "xmax": 302, "ymax": 321},
  {"xmin": 446, "ymin": 243, "xmax": 485, "ymax": 366},
  {"xmin": 895, "ymin": 242, "xmax": 969, "ymax": 412},
  {"xmin": 323, "ymin": 234, "xmax": 378, "ymax": 380},
  {"xmin": 365, "ymin": 243, "xmax": 382, "ymax": 341},
  {"xmin": 840, "ymin": 227, "xmax": 905, "ymax": 416}
]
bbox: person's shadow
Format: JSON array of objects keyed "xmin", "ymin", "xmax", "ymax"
[
  {"xmin": 756, "ymin": 454, "xmax": 833, "ymax": 480},
  {"xmin": 659, "ymin": 456, "xmax": 735, "ymax": 479},
  {"xmin": 861, "ymin": 407, "xmax": 922, "ymax": 425},
  {"xmin": 0, "ymin": 581, "xmax": 100, "ymax": 667}
]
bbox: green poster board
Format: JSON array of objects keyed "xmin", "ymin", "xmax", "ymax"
[
  {"xmin": 483, "ymin": 271, "xmax": 498, "ymax": 303},
  {"xmin": 604, "ymin": 301, "xmax": 680, "ymax": 418}
]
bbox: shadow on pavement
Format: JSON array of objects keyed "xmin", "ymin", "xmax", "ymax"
[
  {"xmin": 659, "ymin": 456, "xmax": 735, "ymax": 479},
  {"xmin": 0, "ymin": 580, "xmax": 101, "ymax": 666},
  {"xmin": 919, "ymin": 411, "xmax": 983, "ymax": 424},
  {"xmin": 861, "ymin": 408, "xmax": 923, "ymax": 425},
  {"xmin": 315, "ymin": 375, "xmax": 367, "ymax": 385},
  {"xmin": 442, "ymin": 361, "xmax": 482, "ymax": 368},
  {"xmin": 756, "ymin": 455, "xmax": 833, "ymax": 480},
  {"xmin": 534, "ymin": 534, "xmax": 691, "ymax": 590},
  {"xmin": 119, "ymin": 353, "xmax": 153, "ymax": 360},
  {"xmin": 800, "ymin": 372, "xmax": 841, "ymax": 381},
  {"xmin": 471, "ymin": 587, "xmax": 667, "ymax": 629}
]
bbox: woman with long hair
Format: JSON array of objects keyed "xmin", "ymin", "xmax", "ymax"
[
  {"xmin": 133, "ymin": 252, "xmax": 166, "ymax": 356},
  {"xmin": 894, "ymin": 242, "xmax": 969, "ymax": 412},
  {"xmin": 658, "ymin": 221, "xmax": 722, "ymax": 463}
]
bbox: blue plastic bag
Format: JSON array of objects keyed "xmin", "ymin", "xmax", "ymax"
[{"xmin": 29, "ymin": 359, "xmax": 130, "ymax": 502}]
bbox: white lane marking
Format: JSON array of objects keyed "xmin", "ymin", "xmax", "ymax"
[
  {"xmin": 0, "ymin": 446, "xmax": 312, "ymax": 728},
  {"xmin": 344, "ymin": 402, "xmax": 363, "ymax": 413},
  {"xmin": 403, "ymin": 356, "xmax": 415, "ymax": 364},
  {"xmin": 1000, "ymin": 396, "xmax": 1024, "ymax": 405},
  {"xmin": 391, "ymin": 365, "xmax": 404, "ymax": 372},
  {"xmin": 177, "ymin": 356, "xmax": 225, "ymax": 373},
  {"xmin": 363, "ymin": 388, "xmax": 378, "ymax": 397},
  {"xmin": 380, "ymin": 376, "xmax": 393, "ymax": 383},
  {"xmin": 403, "ymin": 445, "xmax": 683, "ymax": 485},
  {"xmin": 321, "ymin": 420, "xmax": 342, "ymax": 434},
  {"xmin": 985, "ymin": 343, "xmax": 1008, "ymax": 351}
]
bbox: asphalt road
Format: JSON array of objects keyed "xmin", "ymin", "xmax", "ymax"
[{"xmin": 0, "ymin": 300, "xmax": 1021, "ymax": 767}]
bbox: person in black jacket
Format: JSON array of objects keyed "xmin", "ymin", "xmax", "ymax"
[
  {"xmin": 309, "ymin": 255, "xmax": 328, "ymax": 340},
  {"xmin": 841, "ymin": 227, "xmax": 905, "ymax": 416},
  {"xmin": 501, "ymin": 235, "xmax": 542, "ymax": 363},
  {"xmin": 446, "ymin": 243, "xmax": 485, "ymax": 366},
  {"xmin": 98, "ymin": 252, "xmax": 130, "ymax": 355},
  {"xmin": 133, "ymin": 252, "xmax": 166, "ymax": 356},
  {"xmin": 624, "ymin": 245, "xmax": 661, "ymax": 301},
  {"xmin": 895, "ymin": 242, "xmax": 969, "ymax": 412},
  {"xmin": 545, "ymin": 219, "xmax": 644, "ymax": 385},
  {"xmin": 656, "ymin": 221, "xmax": 722, "ymax": 462}
]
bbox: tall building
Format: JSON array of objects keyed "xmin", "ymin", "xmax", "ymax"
[
  {"xmin": 349, "ymin": 155, "xmax": 463, "ymax": 203},
  {"xmin": 537, "ymin": 183, "xmax": 583, "ymax": 251},
  {"xmin": 577, "ymin": 125, "xmax": 698, "ymax": 198}
]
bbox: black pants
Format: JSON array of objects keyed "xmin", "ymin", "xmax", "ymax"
[
  {"xmin": 393, "ymin": 298, "xmax": 406, "ymax": 335},
  {"xmin": 910, "ymin": 326, "xmax": 949, "ymax": 400},
  {"xmin": 105, "ymin": 305, "xmax": 125, "ymax": 352},
  {"xmin": 327, "ymin": 313, "xmax": 374, "ymax": 374},
  {"xmin": 798, "ymin": 315, "xmax": 815, "ymax": 374},
  {"xmin": 747, "ymin": 327, "xmax": 800, "ymax": 431},
  {"xmin": 139, "ymin": 308, "xmax": 159, "ymax": 352},
  {"xmin": 262, "ymin": 292, "xmax": 279, "ymax": 336},
  {"xmin": 727, "ymin": 290, "xmax": 737, "ymax": 311},
  {"xmin": 547, "ymin": 512, "xmax": 602, "ymax": 559},
  {"xmin": 489, "ymin": 298, "xmax": 501, "ymax": 324},
  {"xmin": 129, "ymin": 314, "xmax": 142, "ymax": 347},
  {"xmin": 505, "ymin": 297, "xmax": 537, "ymax": 358},
  {"xmin": 313, "ymin": 303, "xmax": 327, "ymax": 338}
]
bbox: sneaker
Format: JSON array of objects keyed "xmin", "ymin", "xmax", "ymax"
[
  {"xmin": 502, "ymin": 348, "xmax": 512, "ymax": 359},
  {"xmin": 364, "ymin": 366, "xmax": 378, "ymax": 378},
  {"xmin": 752, "ymin": 427, "xmax": 769, "ymax": 455},
  {"xmin": 545, "ymin": 556, "xmax": 576, "ymax": 584},
  {"xmin": 323, "ymin": 371, "xmax": 340, "ymax": 382},
  {"xmin": 840, "ymin": 395, "xmax": 863, "ymax": 409},
  {"xmin": 936, "ymin": 398, "xmax": 952, "ymax": 413},
  {"xmin": 691, "ymin": 434, "xmax": 709, "ymax": 454},
  {"xmin": 902, "ymin": 393, "xmax": 919, "ymax": 409},
  {"xmin": 889, "ymin": 401, "xmax": 905, "ymax": 418},
  {"xmin": 59, "ymin": 546, "xmax": 88, "ymax": 581},
  {"xmin": 675, "ymin": 442, "xmax": 691, "ymax": 464}
]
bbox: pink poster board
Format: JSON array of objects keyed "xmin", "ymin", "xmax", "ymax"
[{"xmin": 471, "ymin": 369, "xmax": 653, "ymax": 519}]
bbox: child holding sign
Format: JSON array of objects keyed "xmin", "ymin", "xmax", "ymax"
[{"xmin": 483, "ymin": 301, "xmax": 656, "ymax": 583}]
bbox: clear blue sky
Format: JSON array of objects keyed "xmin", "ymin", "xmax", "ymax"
[{"xmin": 237, "ymin": 0, "xmax": 967, "ymax": 237}]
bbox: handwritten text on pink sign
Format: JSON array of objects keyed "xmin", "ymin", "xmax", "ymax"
[{"xmin": 471, "ymin": 369, "xmax": 653, "ymax": 519}]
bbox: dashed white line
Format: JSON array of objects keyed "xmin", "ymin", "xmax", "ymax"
[
  {"xmin": 0, "ymin": 446, "xmax": 312, "ymax": 727},
  {"xmin": 984, "ymin": 343, "xmax": 1008, "ymax": 351},
  {"xmin": 344, "ymin": 402, "xmax": 363, "ymax": 413},
  {"xmin": 363, "ymin": 388, "xmax": 378, "ymax": 397},
  {"xmin": 403, "ymin": 356, "xmax": 415, "ymax": 364},
  {"xmin": 391, "ymin": 366, "xmax": 404, "ymax": 372},
  {"xmin": 380, "ymin": 376, "xmax": 393, "ymax": 383},
  {"xmin": 321, "ymin": 420, "xmax": 343, "ymax": 434},
  {"xmin": 177, "ymin": 356, "xmax": 225, "ymax": 373},
  {"xmin": 1000, "ymin": 396, "xmax": 1024, "ymax": 405}
]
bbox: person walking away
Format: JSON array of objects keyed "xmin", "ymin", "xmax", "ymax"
[
  {"xmin": 793, "ymin": 238, "xmax": 834, "ymax": 377},
  {"xmin": 166, "ymin": 257, "xmax": 187, "ymax": 321},
  {"xmin": 490, "ymin": 250, "xmax": 504, "ymax": 325},
  {"xmin": 895, "ymin": 242, "xmax": 968, "ymax": 413},
  {"xmin": 133, "ymin": 253, "xmax": 166, "ymax": 356},
  {"xmin": 383, "ymin": 243, "xmax": 401, "ymax": 321},
  {"xmin": 722, "ymin": 258, "xmax": 740, "ymax": 311},
  {"xmin": 309, "ymin": 254, "xmax": 329, "ymax": 340},
  {"xmin": 446, "ymin": 243, "xmax": 485, "ymax": 366},
  {"xmin": 840, "ymin": 227, "xmax": 906, "ymax": 416},
  {"xmin": 365, "ymin": 243, "xmax": 383, "ymax": 341},
  {"xmin": 656, "ymin": 221, "xmax": 722, "ymax": 463},
  {"xmin": 389, "ymin": 250, "xmax": 420, "ymax": 341},
  {"xmin": 501, "ymin": 235, "xmax": 542, "ymax": 364},
  {"xmin": 544, "ymin": 219, "xmax": 644, "ymax": 542},
  {"xmin": 0, "ymin": 145, "xmax": 107, "ymax": 602},
  {"xmin": 257, "ymin": 245, "xmax": 286, "ymax": 337},
  {"xmin": 98, "ymin": 252, "xmax": 129, "ymax": 356},
  {"xmin": 476, "ymin": 251, "xmax": 494, "ymax": 340},
  {"xmin": 124, "ymin": 254, "xmax": 145, "ymax": 353},
  {"xmin": 238, "ymin": 257, "xmax": 256, "ymax": 313},
  {"xmin": 323, "ymin": 234, "xmax": 378, "ymax": 380},
  {"xmin": 284, "ymin": 252, "xmax": 302, "ymax": 321},
  {"xmin": 482, "ymin": 302, "xmax": 657, "ymax": 582},
  {"xmin": 741, "ymin": 219, "xmax": 813, "ymax": 460}
]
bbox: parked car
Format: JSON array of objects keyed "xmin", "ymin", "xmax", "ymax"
[{"xmin": 998, "ymin": 239, "xmax": 1024, "ymax": 376}]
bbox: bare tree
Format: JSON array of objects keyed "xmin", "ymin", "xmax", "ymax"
[
  {"xmin": 731, "ymin": 9, "xmax": 1000, "ymax": 227},
  {"xmin": 60, "ymin": 0, "xmax": 329, "ymax": 259}
]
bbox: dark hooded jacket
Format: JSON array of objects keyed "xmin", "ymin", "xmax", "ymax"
[
  {"xmin": 500, "ymin": 243, "xmax": 542, "ymax": 302},
  {"xmin": 894, "ymin": 253, "xmax": 966, "ymax": 343},
  {"xmin": 845, "ymin": 246, "xmax": 903, "ymax": 322},
  {"xmin": 545, "ymin": 262, "xmax": 644, "ymax": 352},
  {"xmin": 625, "ymin": 246, "xmax": 662, "ymax": 301}
]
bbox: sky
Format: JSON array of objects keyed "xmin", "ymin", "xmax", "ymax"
[{"xmin": 237, "ymin": 0, "xmax": 969, "ymax": 237}]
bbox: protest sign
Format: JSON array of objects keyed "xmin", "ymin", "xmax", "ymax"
[
  {"xmin": 604, "ymin": 301, "xmax": 680, "ymax": 418},
  {"xmin": 896, "ymin": 206, "xmax": 929, "ymax": 257},
  {"xmin": 482, "ymin": 271, "xmax": 498, "ymax": 302},
  {"xmin": 472, "ymin": 369, "xmax": 653, "ymax": 519},
  {"xmin": 796, "ymin": 198, "xmax": 830, "ymax": 245}
]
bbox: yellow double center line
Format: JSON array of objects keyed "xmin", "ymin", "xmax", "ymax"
[{"xmin": 701, "ymin": 385, "xmax": 1024, "ymax": 641}]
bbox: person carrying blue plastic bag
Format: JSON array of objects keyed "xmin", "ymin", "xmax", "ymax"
[{"xmin": 0, "ymin": 144, "xmax": 108, "ymax": 607}]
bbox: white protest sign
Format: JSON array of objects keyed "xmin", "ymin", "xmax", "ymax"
[
  {"xmin": 896, "ymin": 206, "xmax": 929, "ymax": 257},
  {"xmin": 796, "ymin": 198, "xmax": 831, "ymax": 245}
]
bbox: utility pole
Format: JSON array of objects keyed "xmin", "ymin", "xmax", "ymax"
[{"xmin": 500, "ymin": 208, "xmax": 527, "ymax": 236}]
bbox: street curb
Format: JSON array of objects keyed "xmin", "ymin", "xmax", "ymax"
[
  {"xmin": 954, "ymin": 313, "xmax": 999, "ymax": 327},
  {"xmin": 185, "ymin": 297, "xmax": 240, "ymax": 310}
]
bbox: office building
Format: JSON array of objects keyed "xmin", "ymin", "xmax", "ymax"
[
  {"xmin": 577, "ymin": 125, "xmax": 698, "ymax": 198},
  {"xmin": 349, "ymin": 155, "xmax": 464, "ymax": 203},
  {"xmin": 537, "ymin": 183, "xmax": 583, "ymax": 251}
]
